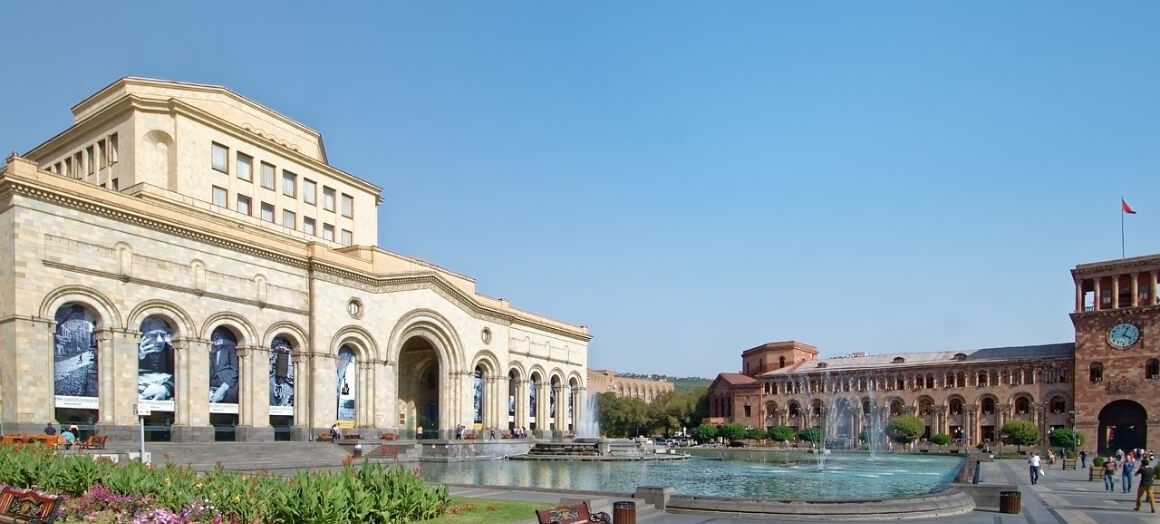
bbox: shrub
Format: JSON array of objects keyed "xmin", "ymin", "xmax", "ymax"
[
  {"xmin": 886, "ymin": 415, "xmax": 925, "ymax": 445},
  {"xmin": 1093, "ymin": 456, "xmax": 1106, "ymax": 468},
  {"xmin": 1001, "ymin": 420, "xmax": 1040, "ymax": 451},
  {"xmin": 930, "ymin": 434, "xmax": 952, "ymax": 446}
]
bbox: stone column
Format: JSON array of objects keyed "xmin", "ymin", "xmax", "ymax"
[
  {"xmin": 173, "ymin": 337, "xmax": 214, "ymax": 442},
  {"xmin": 1132, "ymin": 273, "xmax": 1139, "ymax": 307},
  {"xmin": 1113, "ymin": 276, "xmax": 1120, "ymax": 308},
  {"xmin": 1151, "ymin": 272, "xmax": 1158, "ymax": 305},
  {"xmin": 291, "ymin": 353, "xmax": 309, "ymax": 440},
  {"xmin": 358, "ymin": 361, "xmax": 373, "ymax": 428},
  {"xmin": 1095, "ymin": 278, "xmax": 1102, "ymax": 309},
  {"xmin": 1075, "ymin": 279, "xmax": 1083, "ymax": 311}
]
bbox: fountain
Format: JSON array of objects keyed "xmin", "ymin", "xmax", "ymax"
[
  {"xmin": 574, "ymin": 390, "xmax": 601, "ymax": 439},
  {"xmin": 512, "ymin": 391, "xmax": 687, "ymax": 461}
]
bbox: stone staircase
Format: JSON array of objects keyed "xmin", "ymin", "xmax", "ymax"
[{"xmin": 145, "ymin": 441, "xmax": 420, "ymax": 472}]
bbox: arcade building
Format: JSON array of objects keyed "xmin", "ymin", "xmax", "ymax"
[
  {"xmin": 0, "ymin": 77, "xmax": 592, "ymax": 442},
  {"xmin": 709, "ymin": 255, "xmax": 1160, "ymax": 454}
]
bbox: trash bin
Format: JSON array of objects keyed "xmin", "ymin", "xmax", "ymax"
[
  {"xmin": 999, "ymin": 491, "xmax": 1021, "ymax": 514},
  {"xmin": 352, "ymin": 444, "xmax": 363, "ymax": 459},
  {"xmin": 612, "ymin": 500, "xmax": 636, "ymax": 524}
]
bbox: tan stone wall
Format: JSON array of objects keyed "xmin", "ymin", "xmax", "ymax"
[{"xmin": 586, "ymin": 370, "xmax": 674, "ymax": 403}]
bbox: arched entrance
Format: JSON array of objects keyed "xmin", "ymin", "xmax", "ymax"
[
  {"xmin": 398, "ymin": 337, "xmax": 441, "ymax": 438},
  {"xmin": 1098, "ymin": 400, "xmax": 1147, "ymax": 454}
]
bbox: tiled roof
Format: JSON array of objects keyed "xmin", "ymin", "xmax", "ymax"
[
  {"xmin": 715, "ymin": 373, "xmax": 758, "ymax": 385},
  {"xmin": 757, "ymin": 343, "xmax": 1075, "ymax": 376}
]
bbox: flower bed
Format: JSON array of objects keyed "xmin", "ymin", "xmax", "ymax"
[{"xmin": 0, "ymin": 444, "xmax": 449, "ymax": 523}]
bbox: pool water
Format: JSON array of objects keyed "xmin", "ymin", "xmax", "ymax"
[{"xmin": 416, "ymin": 449, "xmax": 964, "ymax": 501}]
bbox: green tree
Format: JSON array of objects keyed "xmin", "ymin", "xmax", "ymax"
[
  {"xmin": 930, "ymin": 433, "xmax": 952, "ymax": 446},
  {"xmin": 797, "ymin": 427, "xmax": 824, "ymax": 444},
  {"xmin": 1048, "ymin": 428, "xmax": 1084, "ymax": 451},
  {"xmin": 596, "ymin": 393, "xmax": 650, "ymax": 437},
  {"xmin": 769, "ymin": 425, "xmax": 796, "ymax": 444},
  {"xmin": 719, "ymin": 422, "xmax": 747, "ymax": 442},
  {"xmin": 691, "ymin": 423, "xmax": 718, "ymax": 443},
  {"xmin": 1001, "ymin": 420, "xmax": 1040, "ymax": 451},
  {"xmin": 885, "ymin": 415, "xmax": 926, "ymax": 445},
  {"xmin": 744, "ymin": 427, "xmax": 766, "ymax": 440}
]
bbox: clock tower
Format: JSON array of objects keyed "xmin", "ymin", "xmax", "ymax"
[{"xmin": 1071, "ymin": 255, "xmax": 1160, "ymax": 454}]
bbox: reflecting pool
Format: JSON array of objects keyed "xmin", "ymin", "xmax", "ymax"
[{"xmin": 417, "ymin": 449, "xmax": 964, "ymax": 501}]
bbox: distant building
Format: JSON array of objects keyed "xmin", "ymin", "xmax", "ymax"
[
  {"xmin": 587, "ymin": 369, "xmax": 673, "ymax": 403},
  {"xmin": 709, "ymin": 254, "xmax": 1160, "ymax": 454}
]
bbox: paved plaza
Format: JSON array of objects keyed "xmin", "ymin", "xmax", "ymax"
[{"xmin": 449, "ymin": 458, "xmax": 1157, "ymax": 523}]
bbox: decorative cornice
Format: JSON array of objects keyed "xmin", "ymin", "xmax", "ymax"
[{"xmin": 3, "ymin": 172, "xmax": 590, "ymax": 342}]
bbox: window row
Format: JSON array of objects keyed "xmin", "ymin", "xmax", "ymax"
[
  {"xmin": 212, "ymin": 186, "xmax": 352, "ymax": 246},
  {"xmin": 211, "ymin": 143, "xmax": 354, "ymax": 218},
  {"xmin": 46, "ymin": 134, "xmax": 119, "ymax": 181},
  {"xmin": 763, "ymin": 367, "xmax": 1067, "ymax": 395},
  {"xmin": 1088, "ymin": 359, "xmax": 1160, "ymax": 382}
]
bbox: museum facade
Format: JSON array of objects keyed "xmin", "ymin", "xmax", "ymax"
[
  {"xmin": 0, "ymin": 77, "xmax": 592, "ymax": 442},
  {"xmin": 709, "ymin": 255, "xmax": 1160, "ymax": 454}
]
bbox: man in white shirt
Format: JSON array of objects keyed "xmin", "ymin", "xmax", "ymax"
[{"xmin": 1028, "ymin": 453, "xmax": 1042, "ymax": 485}]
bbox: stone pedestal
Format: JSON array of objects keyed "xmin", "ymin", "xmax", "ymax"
[
  {"xmin": 172, "ymin": 425, "xmax": 214, "ymax": 442},
  {"xmin": 236, "ymin": 425, "xmax": 274, "ymax": 442}
]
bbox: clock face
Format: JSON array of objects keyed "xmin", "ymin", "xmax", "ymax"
[{"xmin": 1107, "ymin": 323, "xmax": 1141, "ymax": 349}]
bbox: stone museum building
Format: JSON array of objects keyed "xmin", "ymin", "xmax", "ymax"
[
  {"xmin": 709, "ymin": 255, "xmax": 1160, "ymax": 454},
  {"xmin": 0, "ymin": 77, "xmax": 592, "ymax": 442}
]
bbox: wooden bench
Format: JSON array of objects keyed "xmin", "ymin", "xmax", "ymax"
[
  {"xmin": 316, "ymin": 433, "xmax": 333, "ymax": 442},
  {"xmin": 342, "ymin": 433, "xmax": 362, "ymax": 441},
  {"xmin": 76, "ymin": 435, "xmax": 106, "ymax": 450},
  {"xmin": 379, "ymin": 432, "xmax": 398, "ymax": 441},
  {"xmin": 534, "ymin": 501, "xmax": 610, "ymax": 524},
  {"xmin": 0, "ymin": 486, "xmax": 61, "ymax": 523}
]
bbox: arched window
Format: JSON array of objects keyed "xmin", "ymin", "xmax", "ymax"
[
  {"xmin": 918, "ymin": 398, "xmax": 933, "ymax": 416},
  {"xmin": 209, "ymin": 327, "xmax": 240, "ymax": 406},
  {"xmin": 945, "ymin": 373, "xmax": 954, "ymax": 387},
  {"xmin": 138, "ymin": 315, "xmax": 176, "ymax": 406},
  {"xmin": 896, "ymin": 377, "xmax": 905, "ymax": 390},
  {"xmin": 1050, "ymin": 396, "xmax": 1066, "ymax": 414},
  {"xmin": 1015, "ymin": 397, "xmax": 1031, "ymax": 414},
  {"xmin": 788, "ymin": 401, "xmax": 800, "ymax": 417},
  {"xmin": 893, "ymin": 356, "xmax": 905, "ymax": 364},
  {"xmin": 812, "ymin": 399, "xmax": 824, "ymax": 416},
  {"xmin": 976, "ymin": 371, "xmax": 988, "ymax": 386},
  {"xmin": 925, "ymin": 373, "xmax": 934, "ymax": 388},
  {"xmin": 1090, "ymin": 362, "xmax": 1104, "ymax": 383},
  {"xmin": 891, "ymin": 399, "xmax": 905, "ymax": 416},
  {"xmin": 53, "ymin": 303, "xmax": 99, "ymax": 402},
  {"xmin": 1146, "ymin": 358, "xmax": 1160, "ymax": 379},
  {"xmin": 473, "ymin": 367, "xmax": 485, "ymax": 425},
  {"xmin": 862, "ymin": 398, "xmax": 872, "ymax": 414},
  {"xmin": 949, "ymin": 398, "xmax": 963, "ymax": 415},
  {"xmin": 956, "ymin": 372, "xmax": 966, "ymax": 388},
  {"xmin": 981, "ymin": 397, "xmax": 996, "ymax": 415},
  {"xmin": 779, "ymin": 356, "xmax": 786, "ymax": 369},
  {"xmin": 269, "ymin": 336, "xmax": 295, "ymax": 417}
]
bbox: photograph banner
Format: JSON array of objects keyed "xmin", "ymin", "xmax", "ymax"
[
  {"xmin": 473, "ymin": 371, "xmax": 483, "ymax": 424},
  {"xmin": 137, "ymin": 315, "xmax": 175, "ymax": 411},
  {"xmin": 269, "ymin": 336, "xmax": 295, "ymax": 416},
  {"xmin": 209, "ymin": 327, "xmax": 239, "ymax": 406},
  {"xmin": 53, "ymin": 304, "xmax": 98, "ymax": 407},
  {"xmin": 336, "ymin": 346, "xmax": 356, "ymax": 421}
]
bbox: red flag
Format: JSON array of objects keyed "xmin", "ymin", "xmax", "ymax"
[{"xmin": 1122, "ymin": 199, "xmax": 1137, "ymax": 214}]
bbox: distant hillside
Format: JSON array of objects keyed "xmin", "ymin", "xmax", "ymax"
[{"xmin": 615, "ymin": 373, "xmax": 712, "ymax": 393}]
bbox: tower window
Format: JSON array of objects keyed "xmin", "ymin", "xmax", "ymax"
[{"xmin": 1090, "ymin": 362, "xmax": 1103, "ymax": 383}]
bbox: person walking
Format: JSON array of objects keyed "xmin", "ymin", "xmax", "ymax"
[
  {"xmin": 1080, "ymin": 450, "xmax": 1088, "ymax": 469},
  {"xmin": 1104, "ymin": 456, "xmax": 1118, "ymax": 492},
  {"xmin": 1124, "ymin": 455, "xmax": 1137, "ymax": 493},
  {"xmin": 1135, "ymin": 458, "xmax": 1156, "ymax": 513},
  {"xmin": 1028, "ymin": 453, "xmax": 1042, "ymax": 485}
]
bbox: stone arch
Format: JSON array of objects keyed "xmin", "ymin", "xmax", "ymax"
[
  {"xmin": 330, "ymin": 325, "xmax": 380, "ymax": 361},
  {"xmin": 1010, "ymin": 393, "xmax": 1035, "ymax": 416},
  {"xmin": 471, "ymin": 350, "xmax": 502, "ymax": 375},
  {"xmin": 946, "ymin": 394, "xmax": 967, "ymax": 416},
  {"xmin": 915, "ymin": 395, "xmax": 934, "ymax": 416},
  {"xmin": 39, "ymin": 285, "xmax": 123, "ymax": 330},
  {"xmin": 1098, "ymin": 400, "xmax": 1147, "ymax": 453},
  {"xmin": 787, "ymin": 399, "xmax": 802, "ymax": 418},
  {"xmin": 389, "ymin": 310, "xmax": 464, "ymax": 437},
  {"xmin": 142, "ymin": 129, "xmax": 177, "ymax": 191},
  {"xmin": 261, "ymin": 321, "xmax": 309, "ymax": 355},
  {"xmin": 386, "ymin": 309, "xmax": 463, "ymax": 370},
  {"xmin": 126, "ymin": 300, "xmax": 195, "ymax": 338},
  {"xmin": 201, "ymin": 313, "xmax": 258, "ymax": 345},
  {"xmin": 1047, "ymin": 394, "xmax": 1068, "ymax": 414}
]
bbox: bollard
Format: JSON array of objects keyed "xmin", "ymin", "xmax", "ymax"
[
  {"xmin": 353, "ymin": 443, "xmax": 363, "ymax": 459},
  {"xmin": 612, "ymin": 500, "xmax": 636, "ymax": 524},
  {"xmin": 972, "ymin": 461, "xmax": 981, "ymax": 484}
]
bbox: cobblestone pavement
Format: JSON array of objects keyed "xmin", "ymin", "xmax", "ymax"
[{"xmin": 449, "ymin": 458, "xmax": 1159, "ymax": 523}]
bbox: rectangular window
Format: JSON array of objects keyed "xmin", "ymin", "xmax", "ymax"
[
  {"xmin": 63, "ymin": 158, "xmax": 72, "ymax": 177},
  {"xmin": 85, "ymin": 146, "xmax": 95, "ymax": 174},
  {"xmin": 237, "ymin": 194, "xmax": 252, "ymax": 216},
  {"xmin": 341, "ymin": 194, "xmax": 353, "ymax": 218},
  {"xmin": 212, "ymin": 186, "xmax": 228, "ymax": 207},
  {"xmin": 54, "ymin": 162, "xmax": 62, "ymax": 175},
  {"xmin": 322, "ymin": 187, "xmax": 336, "ymax": 211},
  {"xmin": 237, "ymin": 153, "xmax": 253, "ymax": 182},
  {"xmin": 212, "ymin": 143, "xmax": 229, "ymax": 173},
  {"xmin": 282, "ymin": 210, "xmax": 296, "ymax": 229},
  {"xmin": 260, "ymin": 202, "xmax": 274, "ymax": 222},
  {"xmin": 282, "ymin": 171, "xmax": 297, "ymax": 197},
  {"xmin": 97, "ymin": 140, "xmax": 106, "ymax": 168},
  {"xmin": 322, "ymin": 223, "xmax": 335, "ymax": 241},
  {"xmin": 341, "ymin": 229, "xmax": 352, "ymax": 246},
  {"xmin": 111, "ymin": 179, "xmax": 119, "ymax": 191},
  {"xmin": 108, "ymin": 134, "xmax": 119, "ymax": 164},
  {"xmin": 74, "ymin": 153, "xmax": 83, "ymax": 177},
  {"xmin": 303, "ymin": 217, "xmax": 316, "ymax": 236},
  {"xmin": 260, "ymin": 162, "xmax": 276, "ymax": 189},
  {"xmin": 303, "ymin": 179, "xmax": 317, "ymax": 205}
]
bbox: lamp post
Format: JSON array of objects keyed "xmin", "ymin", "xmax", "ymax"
[{"xmin": 1069, "ymin": 410, "xmax": 1078, "ymax": 467}]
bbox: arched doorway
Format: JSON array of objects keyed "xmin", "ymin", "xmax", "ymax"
[
  {"xmin": 268, "ymin": 335, "xmax": 295, "ymax": 441},
  {"xmin": 472, "ymin": 366, "xmax": 484, "ymax": 432},
  {"xmin": 208, "ymin": 326, "xmax": 241, "ymax": 441},
  {"xmin": 1098, "ymin": 400, "xmax": 1147, "ymax": 454},
  {"xmin": 336, "ymin": 345, "xmax": 357, "ymax": 425},
  {"xmin": 398, "ymin": 337, "xmax": 440, "ymax": 438}
]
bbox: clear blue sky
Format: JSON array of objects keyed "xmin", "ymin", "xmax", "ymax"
[{"xmin": 4, "ymin": 2, "xmax": 1159, "ymax": 378}]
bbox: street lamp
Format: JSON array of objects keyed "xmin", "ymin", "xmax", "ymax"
[{"xmin": 1069, "ymin": 410, "xmax": 1078, "ymax": 467}]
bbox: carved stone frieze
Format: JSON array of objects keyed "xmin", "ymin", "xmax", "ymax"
[{"xmin": 1105, "ymin": 380, "xmax": 1137, "ymax": 395}]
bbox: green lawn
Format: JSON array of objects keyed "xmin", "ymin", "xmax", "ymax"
[{"xmin": 422, "ymin": 496, "xmax": 554, "ymax": 524}]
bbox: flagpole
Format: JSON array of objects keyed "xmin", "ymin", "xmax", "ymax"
[{"xmin": 1122, "ymin": 196, "xmax": 1126, "ymax": 259}]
